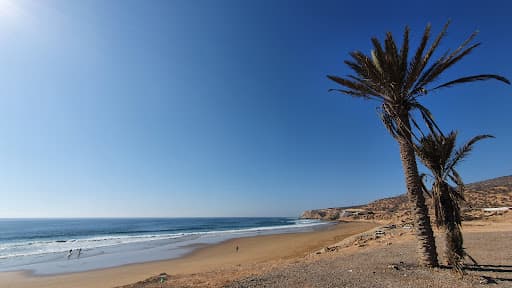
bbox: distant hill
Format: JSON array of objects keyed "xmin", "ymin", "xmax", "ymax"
[
  {"xmin": 463, "ymin": 175, "xmax": 512, "ymax": 208},
  {"xmin": 301, "ymin": 175, "xmax": 512, "ymax": 222}
]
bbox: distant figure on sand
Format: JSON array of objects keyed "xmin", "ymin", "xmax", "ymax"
[
  {"xmin": 236, "ymin": 245, "xmax": 239, "ymax": 253},
  {"xmin": 67, "ymin": 249, "xmax": 72, "ymax": 259},
  {"xmin": 77, "ymin": 248, "xmax": 82, "ymax": 258}
]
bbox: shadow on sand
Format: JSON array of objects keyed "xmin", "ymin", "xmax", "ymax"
[
  {"xmin": 463, "ymin": 264, "xmax": 512, "ymax": 284},
  {"xmin": 464, "ymin": 264, "xmax": 512, "ymax": 273}
]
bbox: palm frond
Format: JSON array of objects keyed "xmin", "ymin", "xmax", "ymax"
[
  {"xmin": 422, "ymin": 21, "xmax": 450, "ymax": 66},
  {"xmin": 326, "ymin": 75, "xmax": 383, "ymax": 99},
  {"xmin": 409, "ymin": 51, "xmax": 449, "ymax": 96},
  {"xmin": 348, "ymin": 51, "xmax": 393, "ymax": 98},
  {"xmin": 415, "ymin": 134, "xmax": 441, "ymax": 174},
  {"xmin": 371, "ymin": 50, "xmax": 383, "ymax": 73},
  {"xmin": 446, "ymin": 30, "xmax": 479, "ymax": 61},
  {"xmin": 410, "ymin": 116, "xmax": 426, "ymax": 139},
  {"xmin": 410, "ymin": 102, "xmax": 444, "ymax": 136},
  {"xmin": 447, "ymin": 185, "xmax": 463, "ymax": 225},
  {"xmin": 411, "ymin": 43, "xmax": 481, "ymax": 94},
  {"xmin": 432, "ymin": 74, "xmax": 511, "ymax": 90},
  {"xmin": 445, "ymin": 134, "xmax": 495, "ymax": 174},
  {"xmin": 327, "ymin": 88, "xmax": 372, "ymax": 98},
  {"xmin": 371, "ymin": 37, "xmax": 393, "ymax": 85},
  {"xmin": 432, "ymin": 181, "xmax": 444, "ymax": 227},
  {"xmin": 404, "ymin": 23, "xmax": 431, "ymax": 91},
  {"xmin": 409, "ymin": 21, "xmax": 451, "ymax": 93},
  {"xmin": 398, "ymin": 26, "xmax": 409, "ymax": 90},
  {"xmin": 378, "ymin": 106, "xmax": 399, "ymax": 139},
  {"xmin": 431, "ymin": 181, "xmax": 462, "ymax": 228},
  {"xmin": 381, "ymin": 103, "xmax": 419, "ymax": 143},
  {"xmin": 448, "ymin": 170, "xmax": 465, "ymax": 200},
  {"xmin": 347, "ymin": 75, "xmax": 383, "ymax": 97},
  {"xmin": 419, "ymin": 173, "xmax": 433, "ymax": 198},
  {"xmin": 446, "ymin": 177, "xmax": 465, "ymax": 202},
  {"xmin": 384, "ymin": 32, "xmax": 401, "ymax": 87}
]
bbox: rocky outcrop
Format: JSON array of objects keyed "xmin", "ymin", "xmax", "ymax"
[
  {"xmin": 300, "ymin": 208, "xmax": 371, "ymax": 221},
  {"xmin": 301, "ymin": 208, "xmax": 341, "ymax": 220}
]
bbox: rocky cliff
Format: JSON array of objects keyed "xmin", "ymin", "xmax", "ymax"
[{"xmin": 301, "ymin": 175, "xmax": 512, "ymax": 221}]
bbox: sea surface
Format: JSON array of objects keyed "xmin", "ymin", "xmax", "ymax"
[{"xmin": 0, "ymin": 218, "xmax": 329, "ymax": 275}]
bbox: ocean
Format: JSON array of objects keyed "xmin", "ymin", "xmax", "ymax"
[{"xmin": 0, "ymin": 217, "xmax": 329, "ymax": 275}]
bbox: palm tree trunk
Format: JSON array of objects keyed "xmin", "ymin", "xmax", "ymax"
[
  {"xmin": 397, "ymin": 113, "xmax": 439, "ymax": 267},
  {"xmin": 445, "ymin": 225, "xmax": 464, "ymax": 267}
]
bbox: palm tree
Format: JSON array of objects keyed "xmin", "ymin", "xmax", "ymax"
[
  {"xmin": 327, "ymin": 22, "xmax": 509, "ymax": 267},
  {"xmin": 416, "ymin": 132, "xmax": 493, "ymax": 271}
]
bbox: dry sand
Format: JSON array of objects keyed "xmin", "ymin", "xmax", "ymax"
[
  {"xmin": 0, "ymin": 221, "xmax": 376, "ymax": 288},
  {"xmin": 124, "ymin": 213, "xmax": 512, "ymax": 287},
  {"xmin": 225, "ymin": 215, "xmax": 512, "ymax": 288}
]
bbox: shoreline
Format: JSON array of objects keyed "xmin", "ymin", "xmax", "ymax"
[
  {"xmin": 0, "ymin": 221, "xmax": 377, "ymax": 288},
  {"xmin": 11, "ymin": 221, "xmax": 335, "ymax": 278},
  {"xmin": 0, "ymin": 218, "xmax": 334, "ymax": 276}
]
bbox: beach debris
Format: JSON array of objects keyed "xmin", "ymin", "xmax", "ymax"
[
  {"xmin": 159, "ymin": 273, "xmax": 168, "ymax": 283},
  {"xmin": 347, "ymin": 269, "xmax": 353, "ymax": 273},
  {"xmin": 318, "ymin": 246, "xmax": 338, "ymax": 254},
  {"xmin": 479, "ymin": 276, "xmax": 497, "ymax": 284},
  {"xmin": 374, "ymin": 230, "xmax": 385, "ymax": 238},
  {"xmin": 326, "ymin": 246, "xmax": 337, "ymax": 252},
  {"xmin": 387, "ymin": 264, "xmax": 399, "ymax": 270}
]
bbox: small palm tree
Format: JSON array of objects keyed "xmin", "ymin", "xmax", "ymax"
[
  {"xmin": 327, "ymin": 22, "xmax": 509, "ymax": 267},
  {"xmin": 415, "ymin": 132, "xmax": 493, "ymax": 270}
]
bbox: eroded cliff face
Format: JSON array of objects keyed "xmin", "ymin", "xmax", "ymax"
[
  {"xmin": 300, "ymin": 209, "xmax": 340, "ymax": 220},
  {"xmin": 300, "ymin": 208, "xmax": 368, "ymax": 221}
]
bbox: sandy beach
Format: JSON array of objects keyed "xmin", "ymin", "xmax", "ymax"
[
  {"xmin": 1, "ymin": 216, "xmax": 511, "ymax": 288},
  {"xmin": 2, "ymin": 214, "xmax": 511, "ymax": 288},
  {"xmin": 0, "ymin": 221, "xmax": 376, "ymax": 288},
  {"xmin": 223, "ymin": 215, "xmax": 512, "ymax": 288}
]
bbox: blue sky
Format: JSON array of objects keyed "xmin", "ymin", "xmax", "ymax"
[{"xmin": 0, "ymin": 0, "xmax": 510, "ymax": 217}]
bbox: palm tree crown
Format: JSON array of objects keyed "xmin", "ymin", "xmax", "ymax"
[
  {"xmin": 416, "ymin": 132, "xmax": 494, "ymax": 228},
  {"xmin": 327, "ymin": 21, "xmax": 509, "ymax": 138}
]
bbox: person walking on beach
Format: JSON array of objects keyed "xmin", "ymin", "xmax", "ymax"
[
  {"xmin": 67, "ymin": 249, "xmax": 72, "ymax": 260},
  {"xmin": 235, "ymin": 245, "xmax": 239, "ymax": 253}
]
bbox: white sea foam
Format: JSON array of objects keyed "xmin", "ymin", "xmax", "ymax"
[{"xmin": 0, "ymin": 219, "xmax": 328, "ymax": 260}]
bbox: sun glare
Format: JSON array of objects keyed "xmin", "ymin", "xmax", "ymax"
[{"xmin": 0, "ymin": 0, "xmax": 23, "ymax": 22}]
